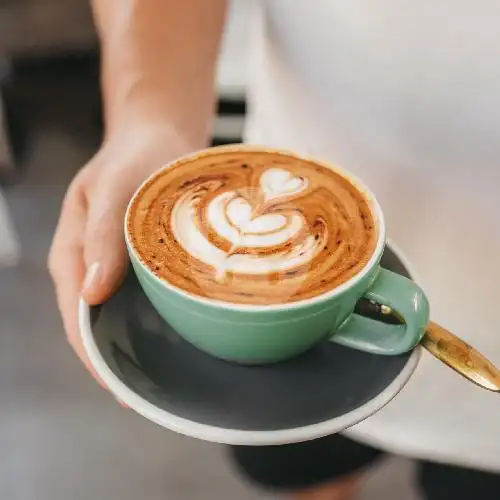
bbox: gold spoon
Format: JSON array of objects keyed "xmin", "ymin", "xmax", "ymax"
[
  {"xmin": 358, "ymin": 301, "xmax": 500, "ymax": 392},
  {"xmin": 422, "ymin": 321, "xmax": 500, "ymax": 392}
]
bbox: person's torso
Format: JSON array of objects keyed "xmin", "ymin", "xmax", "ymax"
[{"xmin": 245, "ymin": 0, "xmax": 500, "ymax": 470}]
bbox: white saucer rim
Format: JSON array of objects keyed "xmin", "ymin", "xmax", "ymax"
[{"xmin": 79, "ymin": 240, "xmax": 422, "ymax": 446}]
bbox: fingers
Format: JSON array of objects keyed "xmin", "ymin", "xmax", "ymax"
[
  {"xmin": 48, "ymin": 184, "xmax": 104, "ymax": 385},
  {"xmin": 81, "ymin": 183, "xmax": 130, "ymax": 305}
]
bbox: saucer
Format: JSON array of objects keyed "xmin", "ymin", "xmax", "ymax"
[{"xmin": 79, "ymin": 243, "xmax": 421, "ymax": 446}]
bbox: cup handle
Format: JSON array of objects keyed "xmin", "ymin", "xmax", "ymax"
[{"xmin": 333, "ymin": 269, "xmax": 430, "ymax": 355}]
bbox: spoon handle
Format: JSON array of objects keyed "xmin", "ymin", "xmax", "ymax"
[{"xmin": 422, "ymin": 321, "xmax": 500, "ymax": 392}]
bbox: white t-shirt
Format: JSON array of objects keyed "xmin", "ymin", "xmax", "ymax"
[{"xmin": 244, "ymin": 0, "xmax": 500, "ymax": 471}]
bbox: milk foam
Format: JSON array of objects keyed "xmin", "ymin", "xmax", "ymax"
[
  {"xmin": 171, "ymin": 168, "xmax": 319, "ymax": 277},
  {"xmin": 260, "ymin": 168, "xmax": 308, "ymax": 201}
]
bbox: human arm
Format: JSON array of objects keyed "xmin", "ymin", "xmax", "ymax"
[{"xmin": 48, "ymin": 0, "xmax": 228, "ymax": 377}]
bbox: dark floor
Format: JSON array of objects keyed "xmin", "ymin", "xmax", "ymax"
[{"xmin": 0, "ymin": 58, "xmax": 418, "ymax": 500}]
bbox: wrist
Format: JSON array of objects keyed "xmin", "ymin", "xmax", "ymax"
[
  {"xmin": 102, "ymin": 73, "xmax": 214, "ymax": 150},
  {"xmin": 103, "ymin": 113, "xmax": 209, "ymax": 157}
]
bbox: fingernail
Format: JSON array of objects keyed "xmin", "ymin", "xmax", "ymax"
[
  {"xmin": 115, "ymin": 397, "xmax": 129, "ymax": 409},
  {"xmin": 96, "ymin": 378, "xmax": 107, "ymax": 389},
  {"xmin": 82, "ymin": 262, "xmax": 101, "ymax": 293}
]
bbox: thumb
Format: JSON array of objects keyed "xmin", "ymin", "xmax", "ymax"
[{"xmin": 81, "ymin": 190, "xmax": 129, "ymax": 305}]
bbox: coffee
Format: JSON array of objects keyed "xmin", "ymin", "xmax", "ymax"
[{"xmin": 127, "ymin": 148, "xmax": 377, "ymax": 305}]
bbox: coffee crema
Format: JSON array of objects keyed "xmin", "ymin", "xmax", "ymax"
[{"xmin": 127, "ymin": 149, "xmax": 377, "ymax": 305}]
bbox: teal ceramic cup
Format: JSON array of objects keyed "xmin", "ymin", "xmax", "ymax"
[{"xmin": 125, "ymin": 147, "xmax": 429, "ymax": 364}]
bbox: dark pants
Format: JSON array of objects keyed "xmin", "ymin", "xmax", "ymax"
[{"xmin": 230, "ymin": 434, "xmax": 500, "ymax": 499}]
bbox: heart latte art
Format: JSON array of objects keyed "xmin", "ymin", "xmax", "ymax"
[{"xmin": 128, "ymin": 150, "xmax": 377, "ymax": 305}]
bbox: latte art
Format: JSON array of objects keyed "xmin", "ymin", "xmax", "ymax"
[
  {"xmin": 172, "ymin": 168, "xmax": 316, "ymax": 281},
  {"xmin": 128, "ymin": 149, "xmax": 377, "ymax": 305}
]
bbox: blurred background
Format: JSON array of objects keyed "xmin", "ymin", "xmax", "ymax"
[{"xmin": 0, "ymin": 1, "xmax": 417, "ymax": 498}]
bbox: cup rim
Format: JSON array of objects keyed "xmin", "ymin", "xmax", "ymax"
[{"xmin": 124, "ymin": 144, "xmax": 387, "ymax": 312}]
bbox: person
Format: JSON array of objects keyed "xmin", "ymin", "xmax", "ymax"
[{"xmin": 48, "ymin": 1, "xmax": 500, "ymax": 499}]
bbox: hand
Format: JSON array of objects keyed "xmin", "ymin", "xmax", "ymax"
[{"xmin": 48, "ymin": 124, "xmax": 198, "ymax": 383}]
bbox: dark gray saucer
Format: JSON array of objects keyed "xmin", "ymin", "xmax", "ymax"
[{"xmin": 79, "ymin": 245, "xmax": 421, "ymax": 446}]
